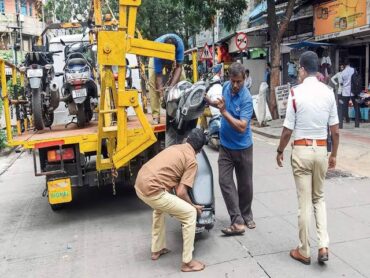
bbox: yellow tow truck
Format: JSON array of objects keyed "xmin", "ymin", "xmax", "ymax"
[{"xmin": 0, "ymin": 0, "xmax": 178, "ymax": 210}]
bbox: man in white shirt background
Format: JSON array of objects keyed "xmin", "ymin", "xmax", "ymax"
[
  {"xmin": 276, "ymin": 51, "xmax": 339, "ymax": 265},
  {"xmin": 199, "ymin": 64, "xmax": 223, "ymax": 130},
  {"xmin": 244, "ymin": 69, "xmax": 252, "ymax": 90},
  {"xmin": 340, "ymin": 59, "xmax": 360, "ymax": 128}
]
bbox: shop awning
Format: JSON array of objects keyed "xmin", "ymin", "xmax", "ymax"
[{"xmin": 285, "ymin": 41, "xmax": 334, "ymax": 49}]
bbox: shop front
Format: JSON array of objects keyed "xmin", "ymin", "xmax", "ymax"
[{"xmin": 314, "ymin": 0, "xmax": 370, "ymax": 122}]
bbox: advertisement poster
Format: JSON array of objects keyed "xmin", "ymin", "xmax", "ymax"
[{"xmin": 314, "ymin": 0, "xmax": 367, "ymax": 40}]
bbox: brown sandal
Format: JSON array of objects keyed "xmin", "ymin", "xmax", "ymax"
[
  {"xmin": 221, "ymin": 224, "xmax": 245, "ymax": 236},
  {"xmin": 181, "ymin": 260, "xmax": 205, "ymax": 272},
  {"xmin": 151, "ymin": 248, "xmax": 171, "ymax": 260}
]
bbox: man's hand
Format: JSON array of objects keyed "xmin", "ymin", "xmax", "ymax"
[
  {"xmin": 216, "ymin": 97, "xmax": 226, "ymax": 113},
  {"xmin": 193, "ymin": 204, "xmax": 204, "ymax": 216},
  {"xmin": 328, "ymin": 154, "xmax": 336, "ymax": 169},
  {"xmin": 276, "ymin": 152, "xmax": 284, "ymax": 167}
]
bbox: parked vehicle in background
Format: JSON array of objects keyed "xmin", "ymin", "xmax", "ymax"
[
  {"xmin": 20, "ymin": 50, "xmax": 62, "ymax": 130},
  {"xmin": 60, "ymin": 40, "xmax": 98, "ymax": 128}
]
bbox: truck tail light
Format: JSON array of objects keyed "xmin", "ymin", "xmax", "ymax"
[{"xmin": 47, "ymin": 148, "xmax": 75, "ymax": 162}]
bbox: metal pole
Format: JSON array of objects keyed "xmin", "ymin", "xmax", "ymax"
[
  {"xmin": 366, "ymin": 44, "xmax": 369, "ymax": 92},
  {"xmin": 212, "ymin": 19, "xmax": 215, "ymax": 67}
]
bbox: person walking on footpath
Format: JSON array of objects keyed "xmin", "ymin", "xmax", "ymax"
[
  {"xmin": 276, "ymin": 51, "xmax": 339, "ymax": 265},
  {"xmin": 135, "ymin": 128, "xmax": 206, "ymax": 272},
  {"xmin": 205, "ymin": 62, "xmax": 255, "ymax": 235}
]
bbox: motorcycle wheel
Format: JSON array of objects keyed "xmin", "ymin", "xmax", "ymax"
[
  {"xmin": 77, "ymin": 103, "xmax": 86, "ymax": 128},
  {"xmin": 32, "ymin": 88, "xmax": 44, "ymax": 130},
  {"xmin": 43, "ymin": 112, "xmax": 54, "ymax": 128}
]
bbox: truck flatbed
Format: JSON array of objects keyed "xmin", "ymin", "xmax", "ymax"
[{"xmin": 11, "ymin": 114, "xmax": 166, "ymax": 151}]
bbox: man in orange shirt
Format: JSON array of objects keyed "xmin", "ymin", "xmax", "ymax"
[{"xmin": 135, "ymin": 128, "xmax": 206, "ymax": 272}]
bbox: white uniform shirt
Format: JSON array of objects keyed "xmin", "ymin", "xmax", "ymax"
[
  {"xmin": 341, "ymin": 65, "xmax": 354, "ymax": 97},
  {"xmin": 207, "ymin": 75, "xmax": 222, "ymax": 116},
  {"xmin": 283, "ymin": 76, "xmax": 339, "ymax": 140},
  {"xmin": 331, "ymin": 71, "xmax": 343, "ymax": 95},
  {"xmin": 245, "ymin": 76, "xmax": 252, "ymax": 89}
]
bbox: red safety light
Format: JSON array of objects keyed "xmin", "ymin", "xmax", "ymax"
[{"xmin": 47, "ymin": 148, "xmax": 75, "ymax": 162}]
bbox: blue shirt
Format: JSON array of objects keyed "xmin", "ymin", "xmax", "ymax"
[
  {"xmin": 154, "ymin": 34, "xmax": 184, "ymax": 74},
  {"xmin": 220, "ymin": 81, "xmax": 253, "ymax": 150}
]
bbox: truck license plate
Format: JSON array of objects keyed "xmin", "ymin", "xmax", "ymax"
[
  {"xmin": 72, "ymin": 88, "xmax": 87, "ymax": 98},
  {"xmin": 47, "ymin": 178, "xmax": 72, "ymax": 204}
]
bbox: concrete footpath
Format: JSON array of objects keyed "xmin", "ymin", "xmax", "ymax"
[{"xmin": 252, "ymin": 120, "xmax": 370, "ymax": 177}]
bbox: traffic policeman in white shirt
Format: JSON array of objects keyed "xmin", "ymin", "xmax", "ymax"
[{"xmin": 276, "ymin": 51, "xmax": 340, "ymax": 265}]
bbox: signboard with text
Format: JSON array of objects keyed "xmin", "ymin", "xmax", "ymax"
[
  {"xmin": 314, "ymin": 0, "xmax": 368, "ymax": 40},
  {"xmin": 275, "ymin": 84, "xmax": 290, "ymax": 118}
]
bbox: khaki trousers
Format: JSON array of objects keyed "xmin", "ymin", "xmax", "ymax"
[
  {"xmin": 136, "ymin": 189, "xmax": 196, "ymax": 263},
  {"xmin": 291, "ymin": 144, "xmax": 330, "ymax": 258},
  {"xmin": 148, "ymin": 58, "xmax": 186, "ymax": 120},
  {"xmin": 148, "ymin": 58, "xmax": 160, "ymax": 119}
]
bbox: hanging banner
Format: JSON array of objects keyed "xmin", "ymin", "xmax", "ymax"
[{"xmin": 314, "ymin": 0, "xmax": 368, "ymax": 40}]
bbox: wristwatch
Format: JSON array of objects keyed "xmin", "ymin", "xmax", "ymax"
[{"xmin": 277, "ymin": 148, "xmax": 284, "ymax": 154}]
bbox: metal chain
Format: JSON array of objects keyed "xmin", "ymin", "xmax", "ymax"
[{"xmin": 111, "ymin": 167, "xmax": 118, "ymax": 196}]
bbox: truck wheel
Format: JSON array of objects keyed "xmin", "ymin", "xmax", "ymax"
[
  {"xmin": 32, "ymin": 88, "xmax": 44, "ymax": 130},
  {"xmin": 77, "ymin": 103, "xmax": 86, "ymax": 128}
]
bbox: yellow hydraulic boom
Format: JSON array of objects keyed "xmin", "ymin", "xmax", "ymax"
[{"xmin": 94, "ymin": 0, "xmax": 175, "ymax": 170}]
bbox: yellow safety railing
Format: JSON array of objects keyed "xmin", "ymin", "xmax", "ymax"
[
  {"xmin": 184, "ymin": 48, "xmax": 199, "ymax": 83},
  {"xmin": 0, "ymin": 59, "xmax": 28, "ymax": 145}
]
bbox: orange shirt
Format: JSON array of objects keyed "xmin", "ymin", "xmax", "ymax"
[{"xmin": 135, "ymin": 143, "xmax": 198, "ymax": 197}]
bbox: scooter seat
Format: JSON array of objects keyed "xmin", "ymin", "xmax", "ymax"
[{"xmin": 67, "ymin": 58, "xmax": 88, "ymax": 67}]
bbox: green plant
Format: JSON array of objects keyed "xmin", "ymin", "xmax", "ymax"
[{"xmin": 0, "ymin": 129, "xmax": 6, "ymax": 150}]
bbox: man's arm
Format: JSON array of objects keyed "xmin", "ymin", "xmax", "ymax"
[
  {"xmin": 169, "ymin": 63, "xmax": 183, "ymax": 87},
  {"xmin": 276, "ymin": 127, "xmax": 294, "ymax": 167},
  {"xmin": 331, "ymin": 73, "xmax": 338, "ymax": 86},
  {"xmin": 176, "ymin": 183, "xmax": 203, "ymax": 215},
  {"xmin": 329, "ymin": 124, "xmax": 339, "ymax": 169},
  {"xmin": 217, "ymin": 97, "xmax": 247, "ymax": 133},
  {"xmin": 204, "ymin": 95, "xmax": 219, "ymax": 108}
]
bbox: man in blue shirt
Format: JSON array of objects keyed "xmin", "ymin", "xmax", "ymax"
[
  {"xmin": 148, "ymin": 33, "xmax": 185, "ymax": 125},
  {"xmin": 205, "ymin": 62, "xmax": 255, "ymax": 235}
]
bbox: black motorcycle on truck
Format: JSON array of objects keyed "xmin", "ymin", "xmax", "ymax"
[
  {"xmin": 21, "ymin": 51, "xmax": 62, "ymax": 130},
  {"xmin": 61, "ymin": 40, "xmax": 98, "ymax": 128}
]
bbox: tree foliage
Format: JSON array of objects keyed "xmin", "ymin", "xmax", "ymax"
[{"xmin": 42, "ymin": 0, "xmax": 247, "ymax": 44}]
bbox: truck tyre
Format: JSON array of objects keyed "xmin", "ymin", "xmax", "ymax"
[
  {"xmin": 32, "ymin": 88, "xmax": 44, "ymax": 130},
  {"xmin": 77, "ymin": 103, "xmax": 86, "ymax": 128}
]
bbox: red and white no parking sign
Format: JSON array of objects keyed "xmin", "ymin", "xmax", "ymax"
[{"xmin": 235, "ymin": 32, "xmax": 248, "ymax": 51}]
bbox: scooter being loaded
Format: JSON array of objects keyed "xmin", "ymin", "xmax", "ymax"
[{"xmin": 166, "ymin": 81, "xmax": 215, "ymax": 232}]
